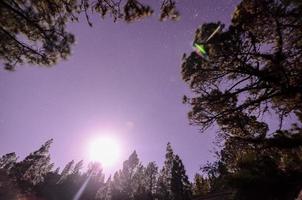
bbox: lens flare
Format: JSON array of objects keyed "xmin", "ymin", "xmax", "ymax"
[{"xmin": 88, "ymin": 136, "xmax": 120, "ymax": 168}]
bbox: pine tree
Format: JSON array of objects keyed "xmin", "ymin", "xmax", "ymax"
[
  {"xmin": 157, "ymin": 143, "xmax": 192, "ymax": 200},
  {"xmin": 96, "ymin": 176, "xmax": 112, "ymax": 200},
  {"xmin": 171, "ymin": 155, "xmax": 192, "ymax": 200},
  {"xmin": 57, "ymin": 160, "xmax": 74, "ymax": 183},
  {"xmin": 11, "ymin": 139, "xmax": 54, "ymax": 188},
  {"xmin": 121, "ymin": 150, "xmax": 139, "ymax": 199},
  {"xmin": 81, "ymin": 162, "xmax": 105, "ymax": 200},
  {"xmin": 156, "ymin": 170, "xmax": 171, "ymax": 200},
  {"xmin": 157, "ymin": 143, "xmax": 174, "ymax": 200},
  {"xmin": 111, "ymin": 171, "xmax": 124, "ymax": 200},
  {"xmin": 72, "ymin": 160, "xmax": 83, "ymax": 175},
  {"xmin": 192, "ymin": 173, "xmax": 210, "ymax": 196},
  {"xmin": 111, "ymin": 151, "xmax": 144, "ymax": 200},
  {"xmin": 144, "ymin": 162, "xmax": 158, "ymax": 198},
  {"xmin": 181, "ymin": 0, "xmax": 302, "ymax": 198},
  {"xmin": 0, "ymin": 0, "xmax": 179, "ymax": 70},
  {"xmin": 0, "ymin": 152, "xmax": 17, "ymax": 172},
  {"xmin": 181, "ymin": 0, "xmax": 302, "ymax": 141},
  {"xmin": 54, "ymin": 167, "xmax": 60, "ymax": 174}
]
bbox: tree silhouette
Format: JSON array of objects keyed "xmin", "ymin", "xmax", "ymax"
[
  {"xmin": 192, "ymin": 173, "xmax": 210, "ymax": 196},
  {"xmin": 182, "ymin": 0, "xmax": 302, "ymax": 140},
  {"xmin": 0, "ymin": 0, "xmax": 76, "ymax": 70},
  {"xmin": 0, "ymin": 0, "xmax": 179, "ymax": 70},
  {"xmin": 11, "ymin": 139, "xmax": 54, "ymax": 188},
  {"xmin": 144, "ymin": 162, "xmax": 158, "ymax": 199},
  {"xmin": 171, "ymin": 155, "xmax": 192, "ymax": 200},
  {"xmin": 0, "ymin": 152, "xmax": 17, "ymax": 172},
  {"xmin": 110, "ymin": 151, "xmax": 146, "ymax": 200},
  {"xmin": 182, "ymin": 0, "xmax": 302, "ymax": 198},
  {"xmin": 157, "ymin": 143, "xmax": 192, "ymax": 200},
  {"xmin": 157, "ymin": 142, "xmax": 174, "ymax": 200},
  {"xmin": 0, "ymin": 140, "xmax": 195, "ymax": 199}
]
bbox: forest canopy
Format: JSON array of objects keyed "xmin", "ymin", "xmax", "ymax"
[{"xmin": 0, "ymin": 140, "xmax": 197, "ymax": 200}]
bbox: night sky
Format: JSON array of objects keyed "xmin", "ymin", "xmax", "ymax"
[{"xmin": 0, "ymin": 0, "xmax": 241, "ymax": 178}]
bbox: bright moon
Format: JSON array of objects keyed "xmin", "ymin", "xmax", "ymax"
[{"xmin": 88, "ymin": 137, "xmax": 120, "ymax": 168}]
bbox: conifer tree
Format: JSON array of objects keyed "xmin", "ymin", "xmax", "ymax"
[
  {"xmin": 11, "ymin": 139, "xmax": 54, "ymax": 187},
  {"xmin": 111, "ymin": 171, "xmax": 124, "ymax": 200},
  {"xmin": 57, "ymin": 160, "xmax": 74, "ymax": 184},
  {"xmin": 181, "ymin": 0, "xmax": 302, "ymax": 198},
  {"xmin": 121, "ymin": 150, "xmax": 139, "ymax": 199},
  {"xmin": 81, "ymin": 162, "xmax": 105, "ymax": 200},
  {"xmin": 157, "ymin": 143, "xmax": 192, "ymax": 200},
  {"xmin": 111, "ymin": 151, "xmax": 144, "ymax": 200},
  {"xmin": 171, "ymin": 155, "xmax": 192, "ymax": 200},
  {"xmin": 156, "ymin": 170, "xmax": 171, "ymax": 200},
  {"xmin": 0, "ymin": 0, "xmax": 179, "ymax": 70},
  {"xmin": 72, "ymin": 160, "xmax": 84, "ymax": 175},
  {"xmin": 133, "ymin": 164, "xmax": 147, "ymax": 199},
  {"xmin": 181, "ymin": 0, "xmax": 302, "ymax": 143},
  {"xmin": 192, "ymin": 173, "xmax": 210, "ymax": 196},
  {"xmin": 0, "ymin": 152, "xmax": 17, "ymax": 172},
  {"xmin": 96, "ymin": 176, "xmax": 112, "ymax": 200},
  {"xmin": 157, "ymin": 143, "xmax": 174, "ymax": 199},
  {"xmin": 144, "ymin": 161, "xmax": 158, "ymax": 198}
]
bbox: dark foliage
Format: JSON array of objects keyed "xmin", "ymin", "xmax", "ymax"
[
  {"xmin": 182, "ymin": 0, "xmax": 302, "ymax": 199},
  {"xmin": 182, "ymin": 0, "xmax": 302, "ymax": 137},
  {"xmin": 0, "ymin": 0, "xmax": 179, "ymax": 70},
  {"xmin": 0, "ymin": 141, "xmax": 193, "ymax": 200}
]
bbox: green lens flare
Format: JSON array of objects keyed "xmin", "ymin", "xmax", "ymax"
[{"xmin": 194, "ymin": 43, "xmax": 207, "ymax": 55}]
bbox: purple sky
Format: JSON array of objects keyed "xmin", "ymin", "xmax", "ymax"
[{"xmin": 0, "ymin": 0, "xmax": 241, "ymax": 178}]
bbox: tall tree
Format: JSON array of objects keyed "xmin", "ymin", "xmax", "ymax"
[
  {"xmin": 181, "ymin": 0, "xmax": 302, "ymax": 141},
  {"xmin": 57, "ymin": 160, "xmax": 75, "ymax": 184},
  {"xmin": 156, "ymin": 170, "xmax": 170, "ymax": 200},
  {"xmin": 11, "ymin": 139, "xmax": 54, "ymax": 188},
  {"xmin": 0, "ymin": 152, "xmax": 17, "ymax": 172},
  {"xmin": 111, "ymin": 171, "xmax": 124, "ymax": 200},
  {"xmin": 192, "ymin": 173, "xmax": 210, "ymax": 196},
  {"xmin": 171, "ymin": 155, "xmax": 192, "ymax": 200},
  {"xmin": 81, "ymin": 162, "xmax": 105, "ymax": 200},
  {"xmin": 111, "ymin": 151, "xmax": 144, "ymax": 200},
  {"xmin": 157, "ymin": 143, "xmax": 192, "ymax": 200},
  {"xmin": 181, "ymin": 0, "xmax": 302, "ymax": 198},
  {"xmin": 144, "ymin": 161, "xmax": 158, "ymax": 199},
  {"xmin": 96, "ymin": 176, "xmax": 112, "ymax": 200},
  {"xmin": 157, "ymin": 142, "xmax": 174, "ymax": 200}
]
